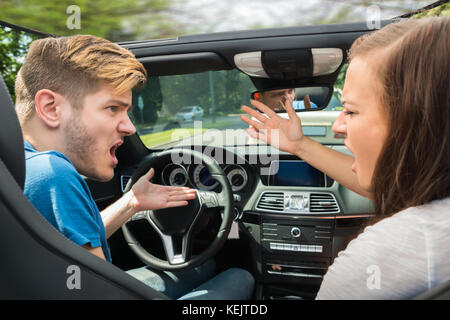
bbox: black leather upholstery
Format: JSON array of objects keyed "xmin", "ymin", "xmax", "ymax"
[
  {"xmin": 0, "ymin": 73, "xmax": 168, "ymax": 299},
  {"xmin": 0, "ymin": 75, "xmax": 25, "ymax": 189},
  {"xmin": 414, "ymin": 279, "xmax": 450, "ymax": 300}
]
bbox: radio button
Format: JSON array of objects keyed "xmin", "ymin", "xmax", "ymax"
[{"xmin": 291, "ymin": 227, "xmax": 301, "ymax": 238}]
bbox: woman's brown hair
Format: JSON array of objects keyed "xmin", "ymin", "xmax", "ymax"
[{"xmin": 349, "ymin": 17, "xmax": 450, "ymax": 220}]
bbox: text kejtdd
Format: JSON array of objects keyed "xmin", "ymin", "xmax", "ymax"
[{"xmin": 182, "ymin": 304, "xmax": 268, "ymax": 317}]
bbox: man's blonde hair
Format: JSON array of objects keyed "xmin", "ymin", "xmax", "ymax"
[{"xmin": 15, "ymin": 35, "xmax": 147, "ymax": 124}]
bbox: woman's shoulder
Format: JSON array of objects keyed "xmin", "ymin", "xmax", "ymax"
[
  {"xmin": 367, "ymin": 197, "xmax": 450, "ymax": 231},
  {"xmin": 317, "ymin": 197, "xmax": 450, "ymax": 299},
  {"xmin": 335, "ymin": 196, "xmax": 450, "ymax": 274},
  {"xmin": 382, "ymin": 197, "xmax": 450, "ymax": 233}
]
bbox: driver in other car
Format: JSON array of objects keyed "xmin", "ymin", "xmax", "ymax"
[
  {"xmin": 253, "ymin": 88, "xmax": 296, "ymax": 112},
  {"xmin": 15, "ymin": 35, "xmax": 254, "ymax": 300},
  {"xmin": 254, "ymin": 88, "xmax": 318, "ymax": 112}
]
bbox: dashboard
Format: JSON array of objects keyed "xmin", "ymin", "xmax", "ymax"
[
  {"xmin": 111, "ymin": 144, "xmax": 374, "ymax": 299},
  {"xmin": 117, "ymin": 145, "xmax": 371, "ymax": 217}
]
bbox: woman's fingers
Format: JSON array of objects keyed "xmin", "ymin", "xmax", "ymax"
[
  {"xmin": 245, "ymin": 127, "xmax": 269, "ymax": 143},
  {"xmin": 241, "ymin": 105, "xmax": 270, "ymax": 124},
  {"xmin": 284, "ymin": 94, "xmax": 299, "ymax": 120},
  {"xmin": 250, "ymin": 99, "xmax": 278, "ymax": 118},
  {"xmin": 240, "ymin": 114, "xmax": 265, "ymax": 131}
]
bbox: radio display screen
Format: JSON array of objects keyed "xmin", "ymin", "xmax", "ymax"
[{"xmin": 269, "ymin": 160, "xmax": 324, "ymax": 187}]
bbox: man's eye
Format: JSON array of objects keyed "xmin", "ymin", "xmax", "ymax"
[
  {"xmin": 344, "ymin": 110, "xmax": 355, "ymax": 116},
  {"xmin": 108, "ymin": 106, "xmax": 118, "ymax": 112}
]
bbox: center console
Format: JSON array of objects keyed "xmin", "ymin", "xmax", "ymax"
[
  {"xmin": 260, "ymin": 214, "xmax": 334, "ymax": 293},
  {"xmin": 241, "ymin": 210, "xmax": 336, "ymax": 299},
  {"xmin": 236, "ymin": 155, "xmax": 374, "ymax": 299},
  {"xmin": 241, "ymin": 159, "xmax": 341, "ymax": 299}
]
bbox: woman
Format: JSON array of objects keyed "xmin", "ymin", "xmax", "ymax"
[{"xmin": 240, "ymin": 17, "xmax": 449, "ymax": 299}]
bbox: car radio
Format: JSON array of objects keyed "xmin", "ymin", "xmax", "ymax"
[{"xmin": 260, "ymin": 218, "xmax": 333, "ymax": 280}]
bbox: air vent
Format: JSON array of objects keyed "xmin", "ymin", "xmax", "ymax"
[
  {"xmin": 257, "ymin": 192, "xmax": 285, "ymax": 211},
  {"xmin": 120, "ymin": 175, "xmax": 131, "ymax": 192},
  {"xmin": 309, "ymin": 193, "xmax": 339, "ymax": 213}
]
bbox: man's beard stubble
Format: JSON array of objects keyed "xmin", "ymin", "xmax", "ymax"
[{"xmin": 64, "ymin": 113, "xmax": 103, "ymax": 181}]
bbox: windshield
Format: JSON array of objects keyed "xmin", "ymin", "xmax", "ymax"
[
  {"xmin": 0, "ymin": 1, "xmax": 439, "ymax": 42},
  {"xmin": 1, "ymin": 1, "xmax": 447, "ymax": 150},
  {"xmin": 131, "ymin": 68, "xmax": 346, "ymax": 149}
]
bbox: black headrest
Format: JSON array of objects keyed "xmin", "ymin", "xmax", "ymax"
[{"xmin": 0, "ymin": 74, "xmax": 25, "ymax": 189}]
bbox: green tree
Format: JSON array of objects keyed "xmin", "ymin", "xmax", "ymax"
[
  {"xmin": 0, "ymin": 26, "xmax": 39, "ymax": 100},
  {"xmin": 413, "ymin": 2, "xmax": 450, "ymax": 18},
  {"xmin": 330, "ymin": 2, "xmax": 449, "ymax": 92},
  {"xmin": 0, "ymin": 0, "xmax": 180, "ymax": 99},
  {"xmin": 156, "ymin": 70, "xmax": 254, "ymax": 119},
  {"xmin": 0, "ymin": 0, "xmax": 177, "ymax": 41}
]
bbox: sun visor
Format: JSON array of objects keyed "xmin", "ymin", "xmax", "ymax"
[{"xmin": 234, "ymin": 48, "xmax": 342, "ymax": 80}]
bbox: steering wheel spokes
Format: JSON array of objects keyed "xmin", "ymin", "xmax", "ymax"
[
  {"xmin": 122, "ymin": 148, "xmax": 233, "ymax": 271},
  {"xmin": 144, "ymin": 205, "xmax": 202, "ymax": 265},
  {"xmin": 197, "ymin": 190, "xmax": 225, "ymax": 209}
]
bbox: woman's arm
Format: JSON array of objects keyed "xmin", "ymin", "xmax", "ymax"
[
  {"xmin": 240, "ymin": 98, "xmax": 371, "ymax": 199},
  {"xmin": 295, "ymin": 135, "xmax": 372, "ymax": 199}
]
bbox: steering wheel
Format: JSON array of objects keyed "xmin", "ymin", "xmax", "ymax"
[{"xmin": 121, "ymin": 148, "xmax": 234, "ymax": 271}]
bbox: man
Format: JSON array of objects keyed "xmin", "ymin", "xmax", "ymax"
[
  {"xmin": 16, "ymin": 35, "xmax": 254, "ymax": 300},
  {"xmin": 253, "ymin": 88, "xmax": 296, "ymax": 112},
  {"xmin": 254, "ymin": 88, "xmax": 317, "ymax": 112}
]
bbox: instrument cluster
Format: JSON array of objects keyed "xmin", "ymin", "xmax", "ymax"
[{"xmin": 161, "ymin": 163, "xmax": 249, "ymax": 192}]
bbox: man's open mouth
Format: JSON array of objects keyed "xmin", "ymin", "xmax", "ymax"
[{"xmin": 109, "ymin": 141, "xmax": 123, "ymax": 165}]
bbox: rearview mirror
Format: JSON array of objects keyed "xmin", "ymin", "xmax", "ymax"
[{"xmin": 251, "ymin": 86, "xmax": 331, "ymax": 112}]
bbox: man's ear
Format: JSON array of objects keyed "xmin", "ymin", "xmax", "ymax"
[{"xmin": 34, "ymin": 89, "xmax": 64, "ymax": 128}]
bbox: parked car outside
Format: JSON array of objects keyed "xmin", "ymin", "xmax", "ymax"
[{"xmin": 174, "ymin": 106, "xmax": 204, "ymax": 122}]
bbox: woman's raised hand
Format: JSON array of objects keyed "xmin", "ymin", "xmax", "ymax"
[{"xmin": 240, "ymin": 95, "xmax": 311, "ymax": 155}]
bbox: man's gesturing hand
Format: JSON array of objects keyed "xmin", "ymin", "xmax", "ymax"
[{"xmin": 130, "ymin": 168, "xmax": 197, "ymax": 212}]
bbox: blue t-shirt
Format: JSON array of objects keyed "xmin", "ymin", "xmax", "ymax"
[
  {"xmin": 24, "ymin": 141, "xmax": 111, "ymax": 262},
  {"xmin": 292, "ymin": 100, "xmax": 318, "ymax": 110}
]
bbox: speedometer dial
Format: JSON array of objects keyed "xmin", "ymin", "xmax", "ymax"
[
  {"xmin": 192, "ymin": 164, "xmax": 218, "ymax": 190},
  {"xmin": 169, "ymin": 167, "xmax": 188, "ymax": 186},
  {"xmin": 161, "ymin": 164, "xmax": 188, "ymax": 187},
  {"xmin": 225, "ymin": 165, "xmax": 248, "ymax": 192}
]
